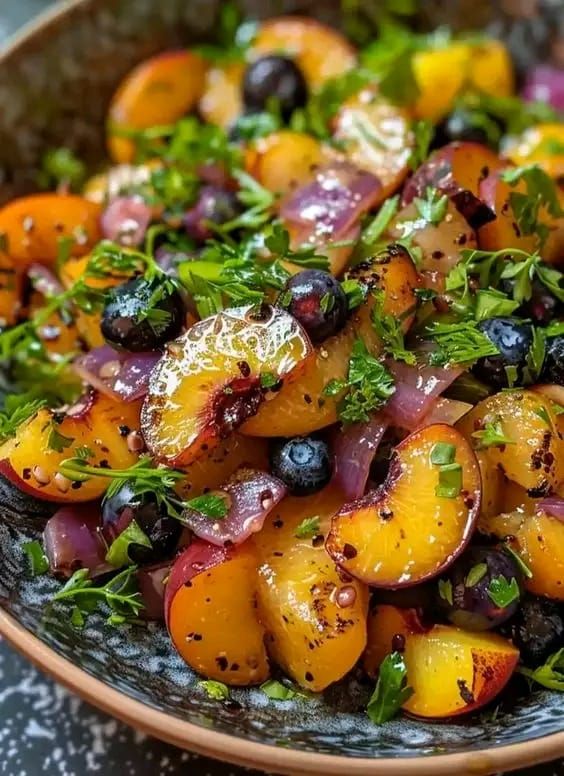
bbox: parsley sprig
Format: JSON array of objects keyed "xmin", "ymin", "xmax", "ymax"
[
  {"xmin": 519, "ymin": 648, "xmax": 564, "ymax": 691},
  {"xmin": 501, "ymin": 165, "xmax": 564, "ymax": 248},
  {"xmin": 427, "ymin": 320, "xmax": 500, "ymax": 367},
  {"xmin": 367, "ymin": 651, "xmax": 413, "ymax": 724},
  {"xmin": 0, "ymin": 397, "xmax": 45, "ymax": 444},
  {"xmin": 472, "ymin": 418, "xmax": 514, "ymax": 450}
]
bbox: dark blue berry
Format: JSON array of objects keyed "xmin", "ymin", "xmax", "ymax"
[
  {"xmin": 183, "ymin": 186, "xmax": 241, "ymax": 242},
  {"xmin": 433, "ymin": 108, "xmax": 503, "ymax": 149},
  {"xmin": 102, "ymin": 483, "xmax": 181, "ymax": 565},
  {"xmin": 541, "ymin": 335, "xmax": 564, "ymax": 386},
  {"xmin": 243, "ymin": 56, "xmax": 308, "ymax": 120},
  {"xmin": 505, "ymin": 595, "xmax": 564, "ymax": 667},
  {"xmin": 270, "ymin": 437, "xmax": 332, "ymax": 496},
  {"xmin": 280, "ymin": 269, "xmax": 348, "ymax": 344},
  {"xmin": 472, "ymin": 317, "xmax": 533, "ymax": 390},
  {"xmin": 101, "ymin": 277, "xmax": 184, "ymax": 352}
]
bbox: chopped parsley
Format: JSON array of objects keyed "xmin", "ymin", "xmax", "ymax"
[
  {"xmin": 371, "ymin": 290, "xmax": 416, "ymax": 365},
  {"xmin": 295, "ymin": 516, "xmax": 321, "ymax": 539},
  {"xmin": 198, "ymin": 680, "xmax": 230, "ymax": 700},
  {"xmin": 260, "ymin": 679, "xmax": 311, "ymax": 701},
  {"xmin": 474, "ymin": 289, "xmax": 520, "ymax": 321},
  {"xmin": 438, "ymin": 578, "xmax": 453, "ymax": 606},
  {"xmin": 367, "ymin": 651, "xmax": 413, "ymax": 724},
  {"xmin": 185, "ymin": 493, "xmax": 229, "ymax": 520},
  {"xmin": 465, "ymin": 563, "xmax": 488, "ymax": 588},
  {"xmin": 413, "ymin": 187, "xmax": 448, "ymax": 226},
  {"xmin": 22, "ymin": 540, "xmax": 49, "ymax": 577},
  {"xmin": 430, "ymin": 442, "xmax": 456, "ymax": 466},
  {"xmin": 408, "ymin": 119, "xmax": 434, "ymax": 170},
  {"xmin": 519, "ymin": 648, "xmax": 564, "ymax": 691},
  {"xmin": 0, "ymin": 398, "xmax": 45, "ymax": 445},
  {"xmin": 38, "ymin": 147, "xmax": 86, "ymax": 191},
  {"xmin": 47, "ymin": 426, "xmax": 75, "ymax": 453},
  {"xmin": 501, "ymin": 164, "xmax": 564, "ymax": 248},
  {"xmin": 333, "ymin": 339, "xmax": 396, "ymax": 424},
  {"xmin": 471, "ymin": 419, "xmax": 514, "ymax": 450},
  {"xmin": 503, "ymin": 544, "xmax": 533, "ymax": 579},
  {"xmin": 105, "ymin": 520, "xmax": 153, "ymax": 568},
  {"xmin": 435, "ymin": 462, "xmax": 463, "ymax": 499},
  {"xmin": 427, "ymin": 321, "xmax": 500, "ymax": 367},
  {"xmin": 487, "ymin": 576, "xmax": 521, "ymax": 608}
]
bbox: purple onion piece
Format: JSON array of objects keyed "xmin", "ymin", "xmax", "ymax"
[
  {"xmin": 101, "ymin": 196, "xmax": 152, "ymax": 247},
  {"xmin": 538, "ymin": 497, "xmax": 564, "ymax": 522},
  {"xmin": 74, "ymin": 346, "xmax": 161, "ymax": 402},
  {"xmin": 182, "ymin": 470, "xmax": 287, "ymax": 547},
  {"xmin": 333, "ymin": 413, "xmax": 389, "ymax": 500},
  {"xmin": 43, "ymin": 505, "xmax": 111, "ymax": 578},
  {"xmin": 137, "ymin": 561, "xmax": 171, "ymax": 620},
  {"xmin": 384, "ymin": 361, "xmax": 463, "ymax": 431},
  {"xmin": 27, "ymin": 263, "xmax": 64, "ymax": 297},
  {"xmin": 522, "ymin": 65, "xmax": 564, "ymax": 111}
]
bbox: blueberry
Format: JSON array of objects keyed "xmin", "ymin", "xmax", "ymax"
[
  {"xmin": 183, "ymin": 186, "xmax": 242, "ymax": 242},
  {"xmin": 243, "ymin": 55, "xmax": 308, "ymax": 120},
  {"xmin": 102, "ymin": 483, "xmax": 181, "ymax": 564},
  {"xmin": 279, "ymin": 269, "xmax": 348, "ymax": 344},
  {"xmin": 541, "ymin": 335, "xmax": 564, "ymax": 386},
  {"xmin": 472, "ymin": 317, "xmax": 533, "ymax": 390},
  {"xmin": 504, "ymin": 595, "xmax": 564, "ymax": 667},
  {"xmin": 437, "ymin": 546, "xmax": 523, "ymax": 631},
  {"xmin": 433, "ymin": 107, "xmax": 503, "ymax": 149},
  {"xmin": 270, "ymin": 436, "xmax": 332, "ymax": 496},
  {"xmin": 101, "ymin": 276, "xmax": 185, "ymax": 352}
]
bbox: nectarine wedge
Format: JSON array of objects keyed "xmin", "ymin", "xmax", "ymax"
[
  {"xmin": 364, "ymin": 605, "xmax": 519, "ymax": 718},
  {"xmin": 0, "ymin": 393, "xmax": 142, "ymax": 503},
  {"xmin": 457, "ymin": 389, "xmax": 564, "ymax": 497},
  {"xmin": 0, "ymin": 194, "xmax": 101, "ymax": 268},
  {"xmin": 142, "ymin": 304, "xmax": 312, "ymax": 466},
  {"xmin": 165, "ymin": 540, "xmax": 269, "ymax": 686},
  {"xmin": 326, "ymin": 424, "xmax": 481, "ymax": 587},
  {"xmin": 254, "ymin": 488, "xmax": 368, "ymax": 692},
  {"xmin": 245, "ymin": 131, "xmax": 328, "ymax": 195},
  {"xmin": 107, "ymin": 50, "xmax": 207, "ymax": 163},
  {"xmin": 198, "ymin": 61, "xmax": 245, "ymax": 130},
  {"xmin": 242, "ymin": 244, "xmax": 418, "ymax": 437},
  {"xmin": 333, "ymin": 91, "xmax": 413, "ymax": 198}
]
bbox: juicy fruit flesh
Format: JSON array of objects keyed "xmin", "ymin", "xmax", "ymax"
[
  {"xmin": 167, "ymin": 543, "xmax": 269, "ymax": 686},
  {"xmin": 142, "ymin": 305, "xmax": 312, "ymax": 466},
  {"xmin": 254, "ymin": 488, "xmax": 368, "ymax": 691},
  {"xmin": 403, "ymin": 625, "xmax": 519, "ymax": 718},
  {"xmin": 326, "ymin": 424, "xmax": 481, "ymax": 586}
]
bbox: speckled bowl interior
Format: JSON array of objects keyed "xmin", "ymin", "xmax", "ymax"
[{"xmin": 0, "ymin": 1, "xmax": 563, "ymax": 773}]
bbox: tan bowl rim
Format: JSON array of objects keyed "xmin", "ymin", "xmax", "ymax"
[
  {"xmin": 1, "ymin": 1, "xmax": 564, "ymax": 773},
  {"xmin": 2, "ymin": 597, "xmax": 564, "ymax": 774}
]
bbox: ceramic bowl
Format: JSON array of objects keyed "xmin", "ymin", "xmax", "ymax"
[{"xmin": 0, "ymin": 1, "xmax": 563, "ymax": 773}]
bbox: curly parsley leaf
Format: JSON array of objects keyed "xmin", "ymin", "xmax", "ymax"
[
  {"xmin": 185, "ymin": 493, "xmax": 229, "ymax": 520},
  {"xmin": 413, "ymin": 187, "xmax": 448, "ymax": 226},
  {"xmin": 22, "ymin": 540, "xmax": 49, "ymax": 577},
  {"xmin": 472, "ymin": 418, "xmax": 514, "ymax": 450},
  {"xmin": 488, "ymin": 576, "xmax": 520, "ymax": 608},
  {"xmin": 295, "ymin": 516, "xmax": 321, "ymax": 539},
  {"xmin": 198, "ymin": 680, "xmax": 230, "ymax": 700},
  {"xmin": 337, "ymin": 339, "xmax": 396, "ymax": 424},
  {"xmin": 371, "ymin": 291, "xmax": 416, "ymax": 365},
  {"xmin": 519, "ymin": 648, "xmax": 564, "ymax": 691},
  {"xmin": 106, "ymin": 520, "xmax": 153, "ymax": 569},
  {"xmin": 427, "ymin": 321, "xmax": 500, "ymax": 367},
  {"xmin": 367, "ymin": 651, "xmax": 413, "ymax": 724},
  {"xmin": 501, "ymin": 164, "xmax": 564, "ymax": 248},
  {"xmin": 0, "ymin": 398, "xmax": 45, "ymax": 445}
]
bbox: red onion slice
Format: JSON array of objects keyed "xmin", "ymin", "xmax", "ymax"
[
  {"xmin": 537, "ymin": 497, "xmax": 564, "ymax": 521},
  {"xmin": 137, "ymin": 561, "xmax": 170, "ymax": 620},
  {"xmin": 280, "ymin": 161, "xmax": 382, "ymax": 246},
  {"xmin": 43, "ymin": 504, "xmax": 111, "ymax": 578},
  {"xmin": 522, "ymin": 65, "xmax": 564, "ymax": 112},
  {"xmin": 384, "ymin": 361, "xmax": 463, "ymax": 431},
  {"xmin": 333, "ymin": 413, "xmax": 389, "ymax": 500},
  {"xmin": 182, "ymin": 470, "xmax": 287, "ymax": 546},
  {"xmin": 74, "ymin": 346, "xmax": 161, "ymax": 402},
  {"xmin": 101, "ymin": 196, "xmax": 152, "ymax": 247},
  {"xmin": 415, "ymin": 398, "xmax": 472, "ymax": 429}
]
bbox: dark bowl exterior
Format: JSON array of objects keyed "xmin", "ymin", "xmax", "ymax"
[{"xmin": 1, "ymin": 1, "xmax": 564, "ymax": 773}]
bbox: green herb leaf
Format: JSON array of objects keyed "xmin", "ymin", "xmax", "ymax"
[
  {"xmin": 519, "ymin": 648, "xmax": 564, "ymax": 691},
  {"xmin": 438, "ymin": 578, "xmax": 453, "ymax": 606},
  {"xmin": 430, "ymin": 442, "xmax": 456, "ymax": 466},
  {"xmin": 474, "ymin": 289, "xmax": 520, "ymax": 321},
  {"xmin": 366, "ymin": 651, "xmax": 413, "ymax": 724},
  {"xmin": 338, "ymin": 339, "xmax": 396, "ymax": 424},
  {"xmin": 341, "ymin": 278, "xmax": 367, "ymax": 310},
  {"xmin": 408, "ymin": 120, "xmax": 434, "ymax": 170},
  {"xmin": 323, "ymin": 378, "xmax": 348, "ymax": 397},
  {"xmin": 522, "ymin": 326, "xmax": 546, "ymax": 386},
  {"xmin": 504, "ymin": 544, "xmax": 533, "ymax": 579},
  {"xmin": 198, "ymin": 680, "xmax": 230, "ymax": 700},
  {"xmin": 371, "ymin": 290, "xmax": 416, "ymax": 365},
  {"xmin": 436, "ymin": 462, "xmax": 463, "ymax": 499},
  {"xmin": 295, "ymin": 516, "xmax": 321, "ymax": 539},
  {"xmin": 413, "ymin": 187, "xmax": 448, "ymax": 226},
  {"xmin": 38, "ymin": 147, "xmax": 86, "ymax": 190},
  {"xmin": 472, "ymin": 418, "xmax": 514, "ymax": 450},
  {"xmin": 501, "ymin": 164, "xmax": 564, "ymax": 248},
  {"xmin": 487, "ymin": 576, "xmax": 521, "ymax": 608},
  {"xmin": 260, "ymin": 679, "xmax": 309, "ymax": 701},
  {"xmin": 465, "ymin": 563, "xmax": 488, "ymax": 588},
  {"xmin": 47, "ymin": 426, "xmax": 75, "ymax": 453},
  {"xmin": 105, "ymin": 520, "xmax": 153, "ymax": 568},
  {"xmin": 185, "ymin": 493, "xmax": 229, "ymax": 520},
  {"xmin": 22, "ymin": 540, "xmax": 49, "ymax": 576},
  {"xmin": 0, "ymin": 398, "xmax": 45, "ymax": 445},
  {"xmin": 358, "ymin": 196, "xmax": 400, "ymax": 250},
  {"xmin": 427, "ymin": 321, "xmax": 500, "ymax": 367}
]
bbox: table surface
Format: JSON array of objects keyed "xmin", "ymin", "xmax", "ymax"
[{"xmin": 0, "ymin": 2, "xmax": 563, "ymax": 775}]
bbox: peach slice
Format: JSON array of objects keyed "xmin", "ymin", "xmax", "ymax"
[
  {"xmin": 457, "ymin": 389, "xmax": 564, "ymax": 497},
  {"xmin": 412, "ymin": 43, "xmax": 471, "ymax": 121},
  {"xmin": 165, "ymin": 540, "xmax": 269, "ymax": 685},
  {"xmin": 242, "ymin": 243, "xmax": 418, "ymax": 437},
  {"xmin": 478, "ymin": 170, "xmax": 564, "ymax": 264},
  {"xmin": 175, "ymin": 433, "xmax": 268, "ymax": 499},
  {"xmin": 252, "ymin": 17, "xmax": 357, "ymax": 88},
  {"xmin": 245, "ymin": 130, "xmax": 327, "ymax": 195},
  {"xmin": 141, "ymin": 304, "xmax": 312, "ymax": 466},
  {"xmin": 468, "ymin": 39, "xmax": 514, "ymax": 98},
  {"xmin": 0, "ymin": 253, "xmax": 23, "ymax": 327},
  {"xmin": 364, "ymin": 605, "xmax": 519, "ymax": 718},
  {"xmin": 333, "ymin": 91, "xmax": 413, "ymax": 198},
  {"xmin": 402, "ymin": 141, "xmax": 504, "ymax": 231},
  {"xmin": 254, "ymin": 487, "xmax": 368, "ymax": 692},
  {"xmin": 387, "ymin": 199, "xmax": 477, "ymax": 292},
  {"xmin": 198, "ymin": 61, "xmax": 245, "ymax": 130},
  {"xmin": 503, "ymin": 123, "xmax": 564, "ymax": 180},
  {"xmin": 107, "ymin": 50, "xmax": 207, "ymax": 163},
  {"xmin": 326, "ymin": 424, "xmax": 481, "ymax": 587},
  {"xmin": 0, "ymin": 194, "xmax": 101, "ymax": 268},
  {"xmin": 0, "ymin": 393, "xmax": 142, "ymax": 503}
]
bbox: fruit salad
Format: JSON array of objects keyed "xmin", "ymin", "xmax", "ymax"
[{"xmin": 1, "ymin": 4, "xmax": 564, "ymax": 723}]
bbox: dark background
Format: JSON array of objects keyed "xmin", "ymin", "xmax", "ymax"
[{"xmin": 0, "ymin": 2, "xmax": 563, "ymax": 774}]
